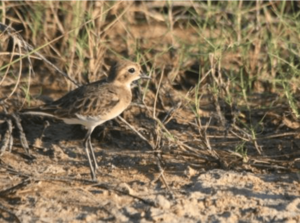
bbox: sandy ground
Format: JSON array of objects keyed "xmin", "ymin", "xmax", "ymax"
[
  {"xmin": 1, "ymin": 2, "xmax": 300, "ymax": 222},
  {"xmin": 0, "ymin": 120, "xmax": 300, "ymax": 223}
]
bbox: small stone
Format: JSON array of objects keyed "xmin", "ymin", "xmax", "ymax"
[
  {"xmin": 155, "ymin": 195, "xmax": 171, "ymax": 209},
  {"xmin": 118, "ymin": 182, "xmax": 134, "ymax": 195},
  {"xmin": 184, "ymin": 166, "xmax": 198, "ymax": 178}
]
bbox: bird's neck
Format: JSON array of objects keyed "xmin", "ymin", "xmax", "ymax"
[{"xmin": 113, "ymin": 80, "xmax": 132, "ymax": 90}]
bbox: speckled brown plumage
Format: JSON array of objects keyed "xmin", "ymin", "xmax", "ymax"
[
  {"xmin": 31, "ymin": 81, "xmax": 130, "ymax": 120},
  {"xmin": 22, "ymin": 60, "xmax": 149, "ymax": 180}
]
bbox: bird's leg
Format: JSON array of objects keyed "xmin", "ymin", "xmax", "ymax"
[
  {"xmin": 86, "ymin": 127, "xmax": 98, "ymax": 170},
  {"xmin": 83, "ymin": 130, "xmax": 96, "ymax": 180},
  {"xmin": 88, "ymin": 136, "xmax": 99, "ymax": 170}
]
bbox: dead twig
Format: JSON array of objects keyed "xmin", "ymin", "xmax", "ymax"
[
  {"xmin": 10, "ymin": 113, "xmax": 30, "ymax": 156},
  {"xmin": 0, "ymin": 117, "xmax": 13, "ymax": 156},
  {"xmin": 0, "ymin": 178, "xmax": 31, "ymax": 197},
  {"xmin": 0, "ymin": 203, "xmax": 21, "ymax": 223},
  {"xmin": 0, "ymin": 23, "xmax": 79, "ymax": 87},
  {"xmin": 93, "ymin": 183, "xmax": 157, "ymax": 207}
]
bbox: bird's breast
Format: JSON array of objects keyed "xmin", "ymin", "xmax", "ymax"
[{"xmin": 100, "ymin": 88, "xmax": 132, "ymax": 121}]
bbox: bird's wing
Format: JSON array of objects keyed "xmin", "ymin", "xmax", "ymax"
[{"xmin": 25, "ymin": 83, "xmax": 121, "ymax": 119}]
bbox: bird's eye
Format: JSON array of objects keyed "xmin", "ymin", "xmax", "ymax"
[{"xmin": 128, "ymin": 68, "xmax": 135, "ymax": 73}]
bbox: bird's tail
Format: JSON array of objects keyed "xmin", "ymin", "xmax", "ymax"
[{"xmin": 21, "ymin": 108, "xmax": 56, "ymax": 118}]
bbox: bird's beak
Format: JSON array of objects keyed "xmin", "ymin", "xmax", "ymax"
[{"xmin": 139, "ymin": 72, "xmax": 150, "ymax": 79}]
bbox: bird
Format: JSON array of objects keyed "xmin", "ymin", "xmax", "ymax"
[{"xmin": 22, "ymin": 60, "xmax": 149, "ymax": 180}]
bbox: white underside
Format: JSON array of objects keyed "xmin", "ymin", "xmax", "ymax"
[
  {"xmin": 23, "ymin": 111, "xmax": 107, "ymax": 130},
  {"xmin": 66, "ymin": 114, "xmax": 106, "ymax": 129}
]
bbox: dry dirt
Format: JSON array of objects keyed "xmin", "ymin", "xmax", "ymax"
[
  {"xmin": 1, "ymin": 1, "xmax": 300, "ymax": 222},
  {"xmin": 0, "ymin": 117, "xmax": 300, "ymax": 223}
]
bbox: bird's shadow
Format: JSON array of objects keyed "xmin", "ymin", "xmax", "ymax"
[
  {"xmin": 19, "ymin": 116, "xmax": 140, "ymax": 158},
  {"xmin": 20, "ymin": 116, "xmax": 85, "ymax": 143},
  {"xmin": 18, "ymin": 115, "xmax": 156, "ymax": 180}
]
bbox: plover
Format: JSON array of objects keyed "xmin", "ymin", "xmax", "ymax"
[{"xmin": 22, "ymin": 60, "xmax": 149, "ymax": 180}]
